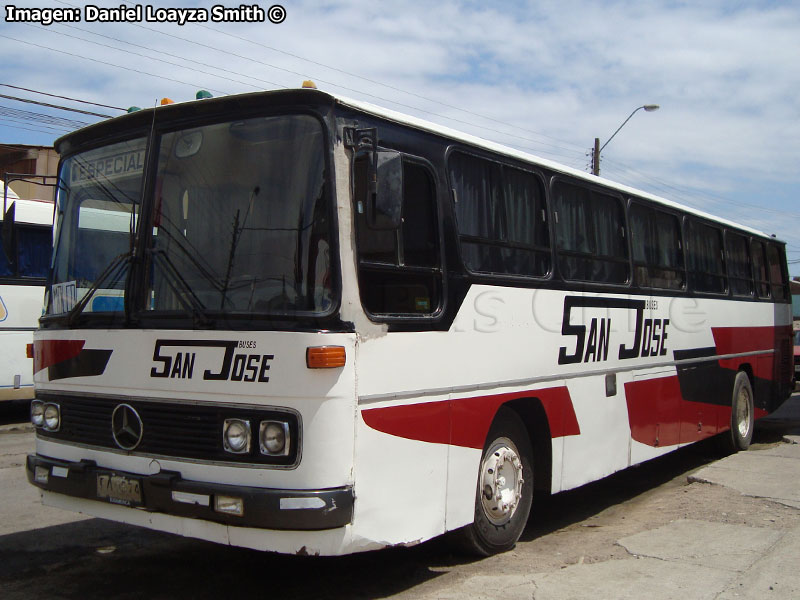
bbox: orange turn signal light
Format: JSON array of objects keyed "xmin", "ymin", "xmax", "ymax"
[
  {"xmin": 306, "ymin": 346, "xmax": 346, "ymax": 369},
  {"xmin": 26, "ymin": 343, "xmax": 34, "ymax": 359}
]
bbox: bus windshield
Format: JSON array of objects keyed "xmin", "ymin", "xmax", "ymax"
[{"xmin": 47, "ymin": 114, "xmax": 332, "ymax": 321}]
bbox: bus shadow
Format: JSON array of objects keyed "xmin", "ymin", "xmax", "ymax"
[{"xmin": 3, "ymin": 408, "xmax": 798, "ymax": 599}]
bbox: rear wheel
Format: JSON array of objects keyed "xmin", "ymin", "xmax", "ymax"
[
  {"xmin": 453, "ymin": 407, "xmax": 533, "ymax": 556},
  {"xmin": 720, "ymin": 371, "xmax": 754, "ymax": 452}
]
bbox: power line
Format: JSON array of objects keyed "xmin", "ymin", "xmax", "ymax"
[
  {"xmin": 55, "ymin": 22, "xmax": 282, "ymax": 90},
  {"xmin": 0, "ymin": 33, "xmax": 230, "ymax": 96},
  {"xmin": 0, "ymin": 120, "xmax": 67, "ymax": 136},
  {"xmin": 602, "ymin": 157, "xmax": 800, "ymax": 220},
  {"xmin": 48, "ymin": 0, "xmax": 584, "ymax": 159},
  {"xmin": 0, "ymin": 104, "xmax": 89, "ymax": 129},
  {"xmin": 0, "ymin": 92, "xmax": 113, "ymax": 119},
  {"xmin": 0, "ymin": 83, "xmax": 125, "ymax": 111},
  {"xmin": 28, "ymin": 22, "xmax": 266, "ymax": 93}
]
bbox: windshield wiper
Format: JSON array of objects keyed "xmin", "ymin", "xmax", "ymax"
[
  {"xmin": 149, "ymin": 248, "xmax": 214, "ymax": 326},
  {"xmin": 65, "ymin": 252, "xmax": 130, "ymax": 327}
]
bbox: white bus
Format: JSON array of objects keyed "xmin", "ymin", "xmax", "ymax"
[
  {"xmin": 1, "ymin": 191, "xmax": 52, "ymax": 402},
  {"xmin": 24, "ymin": 88, "xmax": 793, "ymax": 556}
]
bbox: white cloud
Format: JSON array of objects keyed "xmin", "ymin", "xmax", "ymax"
[{"xmin": 2, "ymin": 0, "xmax": 799, "ymax": 271}]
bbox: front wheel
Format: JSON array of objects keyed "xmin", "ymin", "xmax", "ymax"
[
  {"xmin": 453, "ymin": 407, "xmax": 533, "ymax": 556},
  {"xmin": 720, "ymin": 371, "xmax": 755, "ymax": 452}
]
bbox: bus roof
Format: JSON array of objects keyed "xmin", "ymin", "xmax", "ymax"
[
  {"xmin": 0, "ymin": 196, "xmax": 54, "ymax": 226},
  {"xmin": 55, "ymin": 87, "xmax": 776, "ymax": 242},
  {"xmin": 331, "ymin": 93, "xmax": 775, "ymax": 241}
]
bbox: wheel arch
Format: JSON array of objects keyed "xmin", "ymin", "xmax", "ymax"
[{"xmin": 500, "ymin": 397, "xmax": 553, "ymax": 494}]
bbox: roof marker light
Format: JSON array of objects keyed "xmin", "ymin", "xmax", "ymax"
[
  {"xmin": 302, "ymin": 80, "xmax": 317, "ymax": 89},
  {"xmin": 127, "ymin": 106, "xmax": 141, "ymax": 113},
  {"xmin": 160, "ymin": 98, "xmax": 174, "ymax": 106},
  {"xmin": 196, "ymin": 90, "xmax": 213, "ymax": 99}
]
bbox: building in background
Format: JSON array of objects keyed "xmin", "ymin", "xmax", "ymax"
[{"xmin": 1, "ymin": 144, "xmax": 58, "ymax": 206}]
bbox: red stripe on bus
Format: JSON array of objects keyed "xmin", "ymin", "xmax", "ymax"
[
  {"xmin": 712, "ymin": 325, "xmax": 792, "ymax": 383},
  {"xmin": 33, "ymin": 339, "xmax": 85, "ymax": 374},
  {"xmin": 361, "ymin": 386, "xmax": 580, "ymax": 449},
  {"xmin": 625, "ymin": 376, "xmax": 768, "ymax": 448}
]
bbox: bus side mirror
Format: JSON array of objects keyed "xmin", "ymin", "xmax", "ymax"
[
  {"xmin": 2, "ymin": 202, "xmax": 16, "ymax": 265},
  {"xmin": 367, "ymin": 151, "xmax": 403, "ymax": 230}
]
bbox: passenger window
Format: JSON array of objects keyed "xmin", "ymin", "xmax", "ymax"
[
  {"xmin": 685, "ymin": 219, "xmax": 726, "ymax": 294},
  {"xmin": 751, "ymin": 240, "xmax": 770, "ymax": 298},
  {"xmin": 448, "ymin": 152, "xmax": 549, "ymax": 277},
  {"xmin": 725, "ymin": 232, "xmax": 753, "ymax": 297},
  {"xmin": 629, "ymin": 203, "xmax": 684, "ymax": 290},
  {"xmin": 766, "ymin": 244, "xmax": 787, "ymax": 301},
  {"xmin": 552, "ymin": 182, "xmax": 628, "ymax": 284},
  {"xmin": 353, "ymin": 155, "xmax": 441, "ymax": 317}
]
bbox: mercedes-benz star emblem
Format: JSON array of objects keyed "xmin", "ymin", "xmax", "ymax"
[{"xmin": 112, "ymin": 404, "xmax": 143, "ymax": 451}]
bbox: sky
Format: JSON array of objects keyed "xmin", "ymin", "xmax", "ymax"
[{"xmin": 1, "ymin": 0, "xmax": 799, "ymax": 275}]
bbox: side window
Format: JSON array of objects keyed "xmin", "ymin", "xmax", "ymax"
[
  {"xmin": 0, "ymin": 224, "xmax": 51, "ymax": 280},
  {"xmin": 17, "ymin": 225, "xmax": 51, "ymax": 278},
  {"xmin": 725, "ymin": 232, "xmax": 754, "ymax": 297},
  {"xmin": 751, "ymin": 240, "xmax": 770, "ymax": 298},
  {"xmin": 354, "ymin": 155, "xmax": 441, "ymax": 317},
  {"xmin": 685, "ymin": 219, "xmax": 726, "ymax": 294},
  {"xmin": 766, "ymin": 244, "xmax": 787, "ymax": 301},
  {"xmin": 0, "ymin": 228, "xmax": 12, "ymax": 277},
  {"xmin": 629, "ymin": 203, "xmax": 684, "ymax": 290},
  {"xmin": 448, "ymin": 152, "xmax": 549, "ymax": 277},
  {"xmin": 552, "ymin": 181, "xmax": 628, "ymax": 284}
]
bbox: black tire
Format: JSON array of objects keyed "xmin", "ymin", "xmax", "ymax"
[
  {"xmin": 452, "ymin": 407, "xmax": 533, "ymax": 556},
  {"xmin": 720, "ymin": 371, "xmax": 755, "ymax": 453}
]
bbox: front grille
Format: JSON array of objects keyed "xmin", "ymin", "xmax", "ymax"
[{"xmin": 36, "ymin": 393, "xmax": 300, "ymax": 467}]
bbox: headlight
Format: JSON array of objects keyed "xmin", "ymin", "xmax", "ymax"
[
  {"xmin": 31, "ymin": 401, "xmax": 45, "ymax": 427},
  {"xmin": 260, "ymin": 421, "xmax": 289, "ymax": 456},
  {"xmin": 43, "ymin": 403, "xmax": 61, "ymax": 432},
  {"xmin": 223, "ymin": 419, "xmax": 251, "ymax": 454}
]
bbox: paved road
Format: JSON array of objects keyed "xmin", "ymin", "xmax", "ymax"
[{"xmin": 1, "ymin": 396, "xmax": 799, "ymax": 599}]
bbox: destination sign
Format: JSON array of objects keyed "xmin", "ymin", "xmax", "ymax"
[{"xmin": 70, "ymin": 147, "xmax": 146, "ymax": 185}]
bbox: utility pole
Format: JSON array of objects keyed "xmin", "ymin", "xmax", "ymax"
[{"xmin": 592, "ymin": 105, "xmax": 659, "ymax": 176}]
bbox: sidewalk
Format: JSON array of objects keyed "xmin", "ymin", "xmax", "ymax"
[{"xmin": 417, "ymin": 395, "xmax": 800, "ymax": 600}]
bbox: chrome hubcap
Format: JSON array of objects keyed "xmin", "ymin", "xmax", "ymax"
[
  {"xmin": 736, "ymin": 386, "xmax": 752, "ymax": 438},
  {"xmin": 480, "ymin": 439, "xmax": 524, "ymax": 526}
]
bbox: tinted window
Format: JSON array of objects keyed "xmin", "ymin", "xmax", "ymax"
[
  {"xmin": 685, "ymin": 219, "xmax": 726, "ymax": 294},
  {"xmin": 0, "ymin": 224, "xmax": 51, "ymax": 279},
  {"xmin": 354, "ymin": 156, "xmax": 441, "ymax": 317},
  {"xmin": 449, "ymin": 152, "xmax": 549, "ymax": 277},
  {"xmin": 752, "ymin": 240, "xmax": 770, "ymax": 298},
  {"xmin": 553, "ymin": 182, "xmax": 628, "ymax": 284},
  {"xmin": 767, "ymin": 244, "xmax": 787, "ymax": 301},
  {"xmin": 725, "ymin": 232, "xmax": 753, "ymax": 297},
  {"xmin": 629, "ymin": 203, "xmax": 684, "ymax": 290}
]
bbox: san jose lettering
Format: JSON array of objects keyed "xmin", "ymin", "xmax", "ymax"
[
  {"xmin": 150, "ymin": 340, "xmax": 273, "ymax": 382},
  {"xmin": 558, "ymin": 296, "xmax": 669, "ymax": 365}
]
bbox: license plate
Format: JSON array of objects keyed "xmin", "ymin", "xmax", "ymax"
[{"xmin": 96, "ymin": 473, "xmax": 142, "ymax": 506}]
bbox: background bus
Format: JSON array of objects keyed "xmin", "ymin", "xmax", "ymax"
[
  {"xmin": 24, "ymin": 89, "xmax": 793, "ymax": 557},
  {"xmin": 1, "ymin": 190, "xmax": 53, "ymax": 402}
]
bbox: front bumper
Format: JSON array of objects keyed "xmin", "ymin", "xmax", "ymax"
[{"xmin": 27, "ymin": 454, "xmax": 353, "ymax": 531}]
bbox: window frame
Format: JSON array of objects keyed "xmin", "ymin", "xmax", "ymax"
[
  {"xmin": 445, "ymin": 147, "xmax": 552, "ymax": 282},
  {"xmin": 550, "ymin": 177, "xmax": 631, "ymax": 287},
  {"xmin": 684, "ymin": 217, "xmax": 728, "ymax": 296},
  {"xmin": 352, "ymin": 150, "xmax": 446, "ymax": 323},
  {"xmin": 724, "ymin": 230, "xmax": 755, "ymax": 298},
  {"xmin": 627, "ymin": 199, "xmax": 686, "ymax": 292},
  {"xmin": 0, "ymin": 222, "xmax": 52, "ymax": 285}
]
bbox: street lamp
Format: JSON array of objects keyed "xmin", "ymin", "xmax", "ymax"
[{"xmin": 592, "ymin": 104, "xmax": 659, "ymax": 176}]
